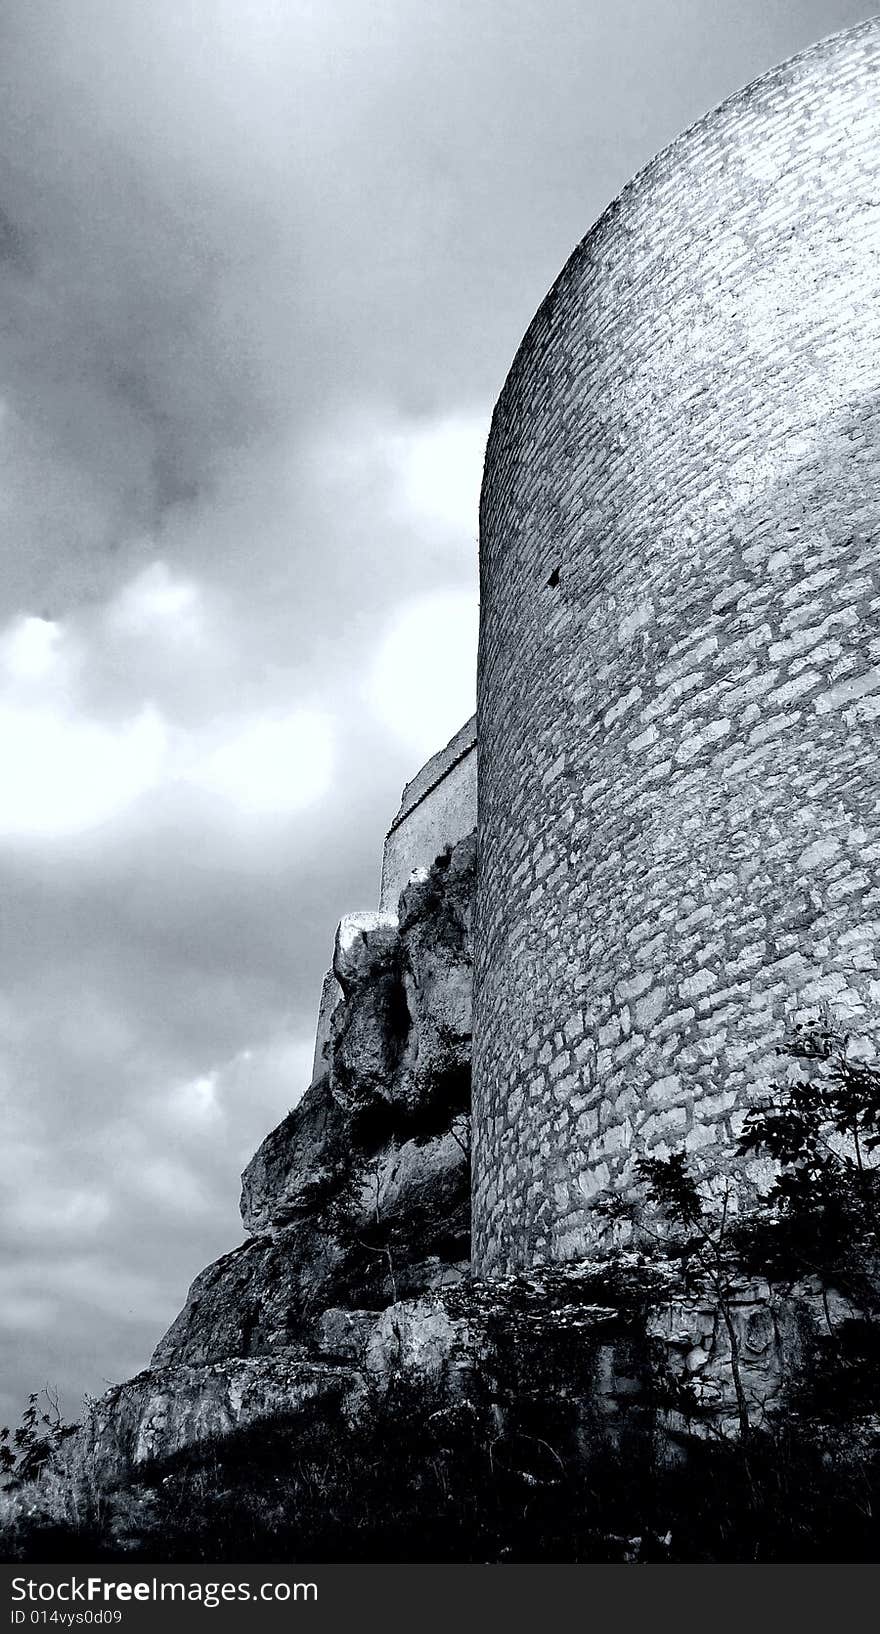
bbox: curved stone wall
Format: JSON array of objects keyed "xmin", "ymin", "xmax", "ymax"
[{"xmin": 473, "ymin": 19, "xmax": 880, "ymax": 1274}]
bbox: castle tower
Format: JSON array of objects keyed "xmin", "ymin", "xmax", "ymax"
[{"xmin": 473, "ymin": 18, "xmax": 880, "ymax": 1275}]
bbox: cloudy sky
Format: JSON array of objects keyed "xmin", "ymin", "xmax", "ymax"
[{"xmin": 0, "ymin": 0, "xmax": 872, "ymax": 1425}]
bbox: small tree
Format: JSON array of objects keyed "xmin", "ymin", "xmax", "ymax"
[
  {"xmin": 735, "ymin": 1016, "xmax": 880, "ymax": 1315},
  {"xmin": 598, "ymin": 1015, "xmax": 880, "ymax": 1443},
  {"xmin": 0, "ymin": 1388, "xmax": 77, "ymax": 1486},
  {"xmin": 625, "ymin": 1154, "xmax": 753, "ymax": 1440}
]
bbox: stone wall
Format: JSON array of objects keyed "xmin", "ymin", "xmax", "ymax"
[
  {"xmin": 380, "ymin": 716, "xmax": 477, "ymax": 912},
  {"xmin": 473, "ymin": 18, "xmax": 880, "ymax": 1274}
]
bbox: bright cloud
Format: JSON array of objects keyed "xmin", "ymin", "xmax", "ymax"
[
  {"xmin": 2, "ymin": 616, "xmax": 64, "ymax": 683},
  {"xmin": 389, "ymin": 413, "xmax": 487, "ymax": 538},
  {"xmin": 367, "ymin": 586, "xmax": 478, "ymax": 761},
  {"xmin": 0, "ymin": 566, "xmax": 337, "ymax": 841},
  {"xmin": 0, "ymin": 615, "xmax": 81, "ymax": 703},
  {"xmin": 307, "ymin": 407, "xmax": 486, "ymax": 550},
  {"xmin": 0, "ymin": 605, "xmax": 166, "ymax": 838},
  {"xmin": 173, "ymin": 1072, "xmax": 221, "ymax": 1126},
  {"xmin": 0, "ymin": 699, "xmax": 167, "ymax": 840},
  {"xmin": 185, "ymin": 709, "xmax": 334, "ymax": 816},
  {"xmin": 106, "ymin": 560, "xmax": 203, "ymax": 641}
]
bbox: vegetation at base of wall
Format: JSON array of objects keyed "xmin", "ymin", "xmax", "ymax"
[
  {"xmin": 620, "ymin": 1014, "xmax": 880, "ymax": 1316},
  {"xmin": 734, "ymin": 1017, "xmax": 880, "ymax": 1308},
  {"xmin": 595, "ymin": 1015, "xmax": 880, "ymax": 1438},
  {"xmin": 3, "ymin": 1372, "xmax": 880, "ymax": 1564}
]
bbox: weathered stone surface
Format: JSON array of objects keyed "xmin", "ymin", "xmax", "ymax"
[
  {"xmin": 81, "ymin": 1354, "xmax": 354, "ymax": 1486},
  {"xmin": 647, "ymin": 1275, "xmax": 856, "ymax": 1439},
  {"xmin": 315, "ymin": 1295, "xmax": 471, "ymax": 1385},
  {"xmin": 396, "ymin": 832, "xmax": 474, "ymax": 1120},
  {"xmin": 333, "ymin": 911, "xmax": 400, "ymax": 991},
  {"xmin": 152, "ymin": 1189, "xmax": 469, "ymax": 1374},
  {"xmin": 150, "ymin": 1228, "xmax": 343, "ymax": 1370},
  {"xmin": 328, "ymin": 835, "xmax": 474, "ymax": 1124},
  {"xmin": 311, "ymin": 968, "xmax": 343, "ymax": 1083},
  {"xmin": 314, "ymin": 1307, "xmax": 380, "ymax": 1365},
  {"xmin": 330, "ymin": 912, "xmax": 406, "ymax": 1113},
  {"xmin": 151, "ymin": 833, "xmax": 475, "ymax": 1375},
  {"xmin": 362, "ymin": 1295, "xmax": 471, "ymax": 1385},
  {"xmin": 240, "ymin": 1076, "xmax": 348, "ymax": 1235},
  {"xmin": 242, "ymin": 835, "xmax": 474, "ymax": 1242},
  {"xmin": 373, "ymin": 1131, "xmax": 469, "ymax": 1260}
]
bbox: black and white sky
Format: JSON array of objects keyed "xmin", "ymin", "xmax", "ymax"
[{"xmin": 0, "ymin": 0, "xmax": 872, "ymax": 1424}]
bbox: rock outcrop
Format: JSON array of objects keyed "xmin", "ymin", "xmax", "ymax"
[
  {"xmin": 115, "ymin": 832, "xmax": 476, "ymax": 1454},
  {"xmin": 81, "ymin": 1353, "xmax": 356, "ymax": 1488},
  {"xmin": 81, "ymin": 1255, "xmax": 843, "ymax": 1493}
]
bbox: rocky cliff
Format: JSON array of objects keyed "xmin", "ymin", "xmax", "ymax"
[{"xmin": 84, "ymin": 832, "xmax": 475, "ymax": 1476}]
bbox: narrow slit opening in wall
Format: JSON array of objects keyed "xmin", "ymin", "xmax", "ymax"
[{"xmin": 546, "ymin": 565, "xmax": 561, "ymax": 588}]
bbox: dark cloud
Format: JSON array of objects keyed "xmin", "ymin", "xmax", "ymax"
[{"xmin": 0, "ymin": 0, "xmax": 872, "ymax": 1424}]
